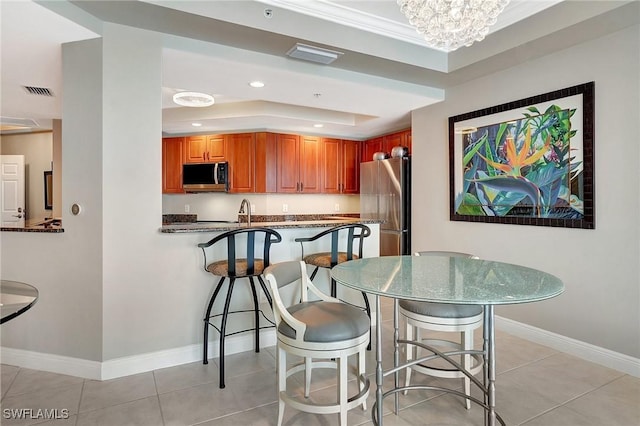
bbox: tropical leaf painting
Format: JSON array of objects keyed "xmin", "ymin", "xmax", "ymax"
[{"xmin": 454, "ymin": 106, "xmax": 584, "ymax": 219}]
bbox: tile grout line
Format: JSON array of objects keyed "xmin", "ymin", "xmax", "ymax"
[
  {"xmin": 516, "ymin": 374, "xmax": 629, "ymax": 425},
  {"xmin": 1, "ymin": 365, "xmax": 21, "ymax": 402},
  {"xmin": 151, "ymin": 370, "xmax": 167, "ymax": 426}
]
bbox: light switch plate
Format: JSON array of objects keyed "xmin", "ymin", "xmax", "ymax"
[{"xmin": 282, "ymin": 204, "xmax": 288, "ymax": 212}]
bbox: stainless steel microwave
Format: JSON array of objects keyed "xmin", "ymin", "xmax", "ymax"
[{"xmin": 182, "ymin": 162, "xmax": 229, "ymax": 192}]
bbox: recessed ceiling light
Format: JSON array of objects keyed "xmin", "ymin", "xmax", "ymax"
[
  {"xmin": 249, "ymin": 81, "xmax": 265, "ymax": 88},
  {"xmin": 173, "ymin": 91, "xmax": 214, "ymax": 107},
  {"xmin": 191, "ymin": 122, "xmax": 202, "ymax": 127},
  {"xmin": 313, "ymin": 124, "xmax": 324, "ymax": 128}
]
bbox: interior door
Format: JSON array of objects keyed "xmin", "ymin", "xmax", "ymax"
[{"xmin": 1, "ymin": 155, "xmax": 26, "ymax": 227}]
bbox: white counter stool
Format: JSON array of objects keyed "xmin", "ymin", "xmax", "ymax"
[
  {"xmin": 401, "ymin": 251, "xmax": 484, "ymax": 409},
  {"xmin": 264, "ymin": 260, "xmax": 370, "ymax": 426},
  {"xmin": 198, "ymin": 227, "xmax": 282, "ymax": 388},
  {"xmin": 294, "ymin": 223, "xmax": 372, "ymax": 348}
]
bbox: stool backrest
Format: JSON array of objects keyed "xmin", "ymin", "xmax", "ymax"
[
  {"xmin": 198, "ymin": 227, "xmax": 282, "ymax": 277},
  {"xmin": 295, "ymin": 223, "xmax": 371, "ymax": 267},
  {"xmin": 264, "ymin": 260, "xmax": 338, "ymax": 341}
]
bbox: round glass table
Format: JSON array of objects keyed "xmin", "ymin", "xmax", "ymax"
[
  {"xmin": 1, "ymin": 280, "xmax": 39, "ymax": 324},
  {"xmin": 331, "ymin": 255, "xmax": 564, "ymax": 426}
]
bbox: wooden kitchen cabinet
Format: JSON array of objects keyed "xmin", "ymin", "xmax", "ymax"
[
  {"xmin": 227, "ymin": 133, "xmax": 254, "ymax": 193},
  {"xmin": 255, "ymin": 132, "xmax": 277, "ymax": 193},
  {"xmin": 184, "ymin": 134, "xmax": 225, "ymax": 163},
  {"xmin": 341, "ymin": 139, "xmax": 360, "ymax": 193},
  {"xmin": 321, "ymin": 138, "xmax": 360, "ymax": 194},
  {"xmin": 362, "ymin": 137, "xmax": 383, "ymax": 162},
  {"xmin": 162, "ymin": 137, "xmax": 185, "ymax": 194},
  {"xmin": 276, "ymin": 134, "xmax": 321, "ymax": 193},
  {"xmin": 383, "ymin": 129, "xmax": 412, "ymax": 155},
  {"xmin": 362, "ymin": 128, "xmax": 411, "ymax": 162}
]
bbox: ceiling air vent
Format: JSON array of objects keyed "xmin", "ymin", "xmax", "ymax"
[
  {"xmin": 286, "ymin": 43, "xmax": 343, "ymax": 65},
  {"xmin": 23, "ymin": 86, "xmax": 54, "ymax": 96}
]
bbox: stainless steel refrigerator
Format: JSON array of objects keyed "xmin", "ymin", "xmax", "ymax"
[{"xmin": 360, "ymin": 157, "xmax": 411, "ymax": 256}]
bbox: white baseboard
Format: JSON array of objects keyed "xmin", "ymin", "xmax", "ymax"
[
  {"xmin": 495, "ymin": 315, "xmax": 640, "ymax": 378},
  {"xmin": 0, "ymin": 329, "xmax": 277, "ymax": 380},
  {"xmin": 3, "ymin": 321, "xmax": 638, "ymax": 380},
  {"xmin": 0, "ymin": 347, "xmax": 103, "ymax": 379}
]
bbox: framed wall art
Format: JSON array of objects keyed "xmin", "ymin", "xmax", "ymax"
[{"xmin": 449, "ymin": 82, "xmax": 594, "ymax": 229}]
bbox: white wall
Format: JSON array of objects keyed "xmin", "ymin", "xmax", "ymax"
[
  {"xmin": 0, "ymin": 132, "xmax": 53, "ymax": 221},
  {"xmin": 0, "ymin": 38, "xmax": 104, "ymax": 362},
  {"xmin": 411, "ymin": 25, "xmax": 640, "ymax": 358}
]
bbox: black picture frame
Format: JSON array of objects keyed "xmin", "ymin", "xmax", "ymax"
[
  {"xmin": 44, "ymin": 171, "xmax": 53, "ymax": 210},
  {"xmin": 449, "ymin": 82, "xmax": 594, "ymax": 229}
]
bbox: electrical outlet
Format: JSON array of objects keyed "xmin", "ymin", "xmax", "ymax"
[
  {"xmin": 282, "ymin": 204, "xmax": 288, "ymax": 212},
  {"xmin": 250, "ymin": 204, "xmax": 256, "ymax": 213},
  {"xmin": 334, "ymin": 203, "xmax": 340, "ymax": 212},
  {"xmin": 184, "ymin": 204, "xmax": 190, "ymax": 213}
]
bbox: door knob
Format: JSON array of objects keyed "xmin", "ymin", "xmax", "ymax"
[{"xmin": 12, "ymin": 214, "xmax": 22, "ymax": 218}]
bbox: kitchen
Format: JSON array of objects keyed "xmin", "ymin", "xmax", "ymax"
[{"xmin": 1, "ymin": 1, "xmax": 638, "ymax": 425}]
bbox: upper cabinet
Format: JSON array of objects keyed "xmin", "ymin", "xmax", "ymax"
[
  {"xmin": 383, "ymin": 129, "xmax": 412, "ymax": 156},
  {"xmin": 321, "ymin": 138, "xmax": 360, "ymax": 194},
  {"xmin": 255, "ymin": 132, "xmax": 277, "ymax": 193},
  {"xmin": 185, "ymin": 134, "xmax": 225, "ymax": 163},
  {"xmin": 276, "ymin": 134, "xmax": 321, "ymax": 193},
  {"xmin": 227, "ymin": 133, "xmax": 255, "ymax": 193},
  {"xmin": 164, "ymin": 128, "xmax": 410, "ymax": 194},
  {"xmin": 162, "ymin": 137, "xmax": 185, "ymax": 194},
  {"xmin": 362, "ymin": 137, "xmax": 383, "ymax": 163},
  {"xmin": 341, "ymin": 139, "xmax": 361, "ymax": 194},
  {"xmin": 362, "ymin": 129, "xmax": 412, "ymax": 162}
]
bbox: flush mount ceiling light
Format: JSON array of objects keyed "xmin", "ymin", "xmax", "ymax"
[
  {"xmin": 172, "ymin": 91, "xmax": 214, "ymax": 107},
  {"xmin": 313, "ymin": 124, "xmax": 324, "ymax": 128},
  {"xmin": 397, "ymin": 0, "xmax": 510, "ymax": 51},
  {"xmin": 286, "ymin": 43, "xmax": 343, "ymax": 65},
  {"xmin": 249, "ymin": 81, "xmax": 265, "ymax": 88},
  {"xmin": 191, "ymin": 122, "xmax": 202, "ymax": 127}
]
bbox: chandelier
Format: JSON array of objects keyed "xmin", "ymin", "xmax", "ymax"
[{"xmin": 397, "ymin": 0, "xmax": 510, "ymax": 51}]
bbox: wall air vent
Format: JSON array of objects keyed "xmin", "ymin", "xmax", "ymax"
[
  {"xmin": 286, "ymin": 43, "xmax": 343, "ymax": 65},
  {"xmin": 23, "ymin": 86, "xmax": 54, "ymax": 96}
]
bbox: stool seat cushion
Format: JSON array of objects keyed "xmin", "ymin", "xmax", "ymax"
[
  {"xmin": 206, "ymin": 258, "xmax": 265, "ymax": 277},
  {"xmin": 303, "ymin": 252, "xmax": 359, "ymax": 268},
  {"xmin": 279, "ymin": 301, "xmax": 370, "ymax": 342},
  {"xmin": 399, "ymin": 300, "xmax": 483, "ymax": 318}
]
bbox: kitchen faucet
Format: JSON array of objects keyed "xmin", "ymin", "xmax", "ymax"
[{"xmin": 238, "ymin": 198, "xmax": 252, "ymax": 226}]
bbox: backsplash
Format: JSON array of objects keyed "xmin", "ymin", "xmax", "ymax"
[
  {"xmin": 162, "ymin": 193, "xmax": 360, "ymax": 221},
  {"xmin": 162, "ymin": 213, "xmax": 360, "ymax": 225}
]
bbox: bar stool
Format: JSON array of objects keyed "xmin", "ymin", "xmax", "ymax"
[
  {"xmin": 264, "ymin": 260, "xmax": 370, "ymax": 426},
  {"xmin": 294, "ymin": 223, "xmax": 372, "ymax": 348},
  {"xmin": 401, "ymin": 251, "xmax": 484, "ymax": 409},
  {"xmin": 198, "ymin": 227, "xmax": 282, "ymax": 388}
]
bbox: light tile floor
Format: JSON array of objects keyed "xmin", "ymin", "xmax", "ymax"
[{"xmin": 2, "ymin": 298, "xmax": 639, "ymax": 426}]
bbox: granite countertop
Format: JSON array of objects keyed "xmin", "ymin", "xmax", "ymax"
[
  {"xmin": 0, "ymin": 218, "xmax": 64, "ymax": 233},
  {"xmin": 161, "ymin": 214, "xmax": 381, "ymax": 233}
]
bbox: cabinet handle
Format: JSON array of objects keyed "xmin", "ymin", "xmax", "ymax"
[
  {"xmin": 206, "ymin": 152, "xmax": 210, "ymax": 161},
  {"xmin": 300, "ymin": 182, "xmax": 304, "ymax": 191},
  {"xmin": 296, "ymin": 182, "xmax": 300, "ymax": 192},
  {"xmin": 202, "ymin": 153, "xmax": 206, "ymax": 161}
]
